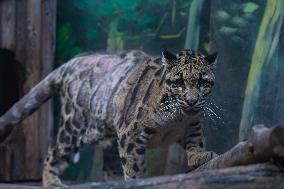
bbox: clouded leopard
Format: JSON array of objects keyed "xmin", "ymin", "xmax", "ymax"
[{"xmin": 0, "ymin": 49, "xmax": 218, "ymax": 187}]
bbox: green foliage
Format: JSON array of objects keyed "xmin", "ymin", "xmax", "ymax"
[
  {"xmin": 231, "ymin": 16, "xmax": 247, "ymax": 27},
  {"xmin": 57, "ymin": 0, "xmax": 192, "ymax": 55},
  {"xmin": 73, "ymin": 0, "xmax": 141, "ymax": 20},
  {"xmin": 242, "ymin": 2, "xmax": 259, "ymax": 14},
  {"xmin": 86, "ymin": 28, "xmax": 98, "ymax": 41},
  {"xmin": 203, "ymin": 42, "xmax": 212, "ymax": 53},
  {"xmin": 178, "ymin": 0, "xmax": 193, "ymax": 9},
  {"xmin": 219, "ymin": 26, "xmax": 237, "ymax": 36},
  {"xmin": 150, "ymin": 0, "xmax": 169, "ymax": 6},
  {"xmin": 56, "ymin": 23, "xmax": 84, "ymax": 63},
  {"xmin": 216, "ymin": 10, "xmax": 231, "ymax": 21}
]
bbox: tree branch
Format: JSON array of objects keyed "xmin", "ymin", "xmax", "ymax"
[{"xmin": 194, "ymin": 123, "xmax": 284, "ymax": 171}]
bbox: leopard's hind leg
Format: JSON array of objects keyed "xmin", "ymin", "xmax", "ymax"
[
  {"xmin": 103, "ymin": 140, "xmax": 123, "ymax": 181},
  {"xmin": 117, "ymin": 127, "xmax": 154, "ymax": 180},
  {"xmin": 43, "ymin": 101, "xmax": 83, "ymax": 187},
  {"xmin": 43, "ymin": 126, "xmax": 81, "ymax": 187}
]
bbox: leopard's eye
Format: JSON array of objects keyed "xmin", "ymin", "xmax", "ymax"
[
  {"xmin": 198, "ymin": 78, "xmax": 214, "ymax": 87},
  {"xmin": 203, "ymin": 87, "xmax": 211, "ymax": 94}
]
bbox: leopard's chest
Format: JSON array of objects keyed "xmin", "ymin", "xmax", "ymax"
[{"xmin": 147, "ymin": 121, "xmax": 188, "ymax": 148}]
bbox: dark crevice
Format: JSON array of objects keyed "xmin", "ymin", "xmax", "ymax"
[{"xmin": 0, "ymin": 49, "xmax": 24, "ymax": 116}]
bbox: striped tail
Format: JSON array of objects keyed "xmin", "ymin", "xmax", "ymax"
[{"xmin": 0, "ymin": 67, "xmax": 63, "ymax": 141}]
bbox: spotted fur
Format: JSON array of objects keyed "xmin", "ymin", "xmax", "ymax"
[{"xmin": 0, "ymin": 49, "xmax": 218, "ymax": 187}]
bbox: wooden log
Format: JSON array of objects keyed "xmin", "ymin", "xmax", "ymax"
[
  {"xmin": 0, "ymin": 163, "xmax": 283, "ymax": 189},
  {"xmin": 0, "ymin": 123, "xmax": 283, "ymax": 187},
  {"xmin": 195, "ymin": 123, "xmax": 284, "ymax": 171}
]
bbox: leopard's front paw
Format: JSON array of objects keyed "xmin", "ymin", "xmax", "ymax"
[{"xmin": 187, "ymin": 151, "xmax": 217, "ymax": 171}]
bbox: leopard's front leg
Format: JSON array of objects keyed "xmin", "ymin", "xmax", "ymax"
[
  {"xmin": 184, "ymin": 121, "xmax": 218, "ymax": 170},
  {"xmin": 118, "ymin": 127, "xmax": 154, "ymax": 180}
]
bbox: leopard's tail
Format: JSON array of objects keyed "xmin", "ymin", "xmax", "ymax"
[{"xmin": 0, "ymin": 67, "xmax": 63, "ymax": 139}]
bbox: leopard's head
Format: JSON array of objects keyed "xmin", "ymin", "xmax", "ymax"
[{"xmin": 161, "ymin": 48, "xmax": 218, "ymax": 113}]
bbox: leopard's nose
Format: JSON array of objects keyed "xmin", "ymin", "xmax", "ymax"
[{"xmin": 188, "ymin": 98, "xmax": 198, "ymax": 107}]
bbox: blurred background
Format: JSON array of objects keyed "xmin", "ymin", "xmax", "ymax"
[{"xmin": 0, "ymin": 0, "xmax": 284, "ymax": 184}]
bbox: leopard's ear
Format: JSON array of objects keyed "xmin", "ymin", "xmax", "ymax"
[
  {"xmin": 205, "ymin": 52, "xmax": 218, "ymax": 66},
  {"xmin": 162, "ymin": 48, "xmax": 177, "ymax": 68}
]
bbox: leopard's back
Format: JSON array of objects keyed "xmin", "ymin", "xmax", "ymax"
[{"xmin": 55, "ymin": 50, "xmax": 152, "ymax": 144}]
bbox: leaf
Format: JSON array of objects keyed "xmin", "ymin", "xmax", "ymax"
[
  {"xmin": 178, "ymin": 0, "xmax": 193, "ymax": 9},
  {"xmin": 219, "ymin": 26, "xmax": 238, "ymax": 35},
  {"xmin": 56, "ymin": 23, "xmax": 85, "ymax": 61},
  {"xmin": 216, "ymin": 10, "xmax": 231, "ymax": 21},
  {"xmin": 231, "ymin": 16, "xmax": 247, "ymax": 27},
  {"xmin": 242, "ymin": 2, "xmax": 259, "ymax": 14},
  {"xmin": 203, "ymin": 42, "xmax": 212, "ymax": 53},
  {"xmin": 57, "ymin": 23, "xmax": 72, "ymax": 42}
]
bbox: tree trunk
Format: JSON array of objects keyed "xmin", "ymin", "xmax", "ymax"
[
  {"xmin": 106, "ymin": 20, "xmax": 124, "ymax": 53},
  {"xmin": 239, "ymin": 0, "xmax": 284, "ymax": 141},
  {"xmin": 184, "ymin": 0, "xmax": 204, "ymax": 50}
]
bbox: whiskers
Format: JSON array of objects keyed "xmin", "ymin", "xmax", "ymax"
[
  {"xmin": 204, "ymin": 98, "xmax": 225, "ymax": 127},
  {"xmin": 158, "ymin": 95, "xmax": 181, "ymax": 121}
]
